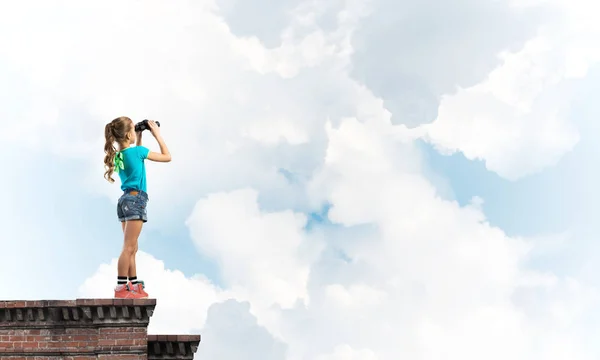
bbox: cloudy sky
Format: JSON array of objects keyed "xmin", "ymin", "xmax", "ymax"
[{"xmin": 1, "ymin": 0, "xmax": 600, "ymax": 358}]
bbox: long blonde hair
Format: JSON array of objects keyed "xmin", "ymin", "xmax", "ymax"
[{"xmin": 104, "ymin": 116, "xmax": 132, "ymax": 183}]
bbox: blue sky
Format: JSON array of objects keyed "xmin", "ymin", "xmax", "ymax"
[{"xmin": 2, "ymin": 0, "xmax": 600, "ymax": 359}]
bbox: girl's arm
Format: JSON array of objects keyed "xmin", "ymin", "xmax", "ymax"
[
  {"xmin": 146, "ymin": 120, "xmax": 171, "ymax": 162},
  {"xmin": 136, "ymin": 130, "xmax": 143, "ymax": 146}
]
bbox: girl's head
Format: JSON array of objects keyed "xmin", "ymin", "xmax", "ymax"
[{"xmin": 104, "ymin": 116, "xmax": 136, "ymax": 183}]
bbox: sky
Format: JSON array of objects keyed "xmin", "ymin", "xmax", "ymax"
[{"xmin": 1, "ymin": 0, "xmax": 600, "ymax": 359}]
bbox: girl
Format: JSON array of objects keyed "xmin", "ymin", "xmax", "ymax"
[{"xmin": 103, "ymin": 117, "xmax": 171, "ymax": 299}]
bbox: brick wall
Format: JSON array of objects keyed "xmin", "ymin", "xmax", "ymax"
[{"xmin": 0, "ymin": 299, "xmax": 201, "ymax": 360}]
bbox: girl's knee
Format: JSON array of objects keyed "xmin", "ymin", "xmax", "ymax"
[{"xmin": 122, "ymin": 244, "xmax": 137, "ymax": 256}]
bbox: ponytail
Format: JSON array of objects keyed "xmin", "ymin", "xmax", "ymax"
[{"xmin": 103, "ymin": 123, "xmax": 117, "ymax": 183}]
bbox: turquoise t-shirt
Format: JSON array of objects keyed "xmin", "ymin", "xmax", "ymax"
[{"xmin": 116, "ymin": 145, "xmax": 150, "ymax": 192}]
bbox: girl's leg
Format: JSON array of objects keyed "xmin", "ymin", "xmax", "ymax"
[
  {"xmin": 121, "ymin": 222, "xmax": 140, "ymax": 279},
  {"xmin": 129, "ymin": 241, "xmax": 139, "ymax": 278},
  {"xmin": 117, "ymin": 220, "xmax": 143, "ymax": 281}
]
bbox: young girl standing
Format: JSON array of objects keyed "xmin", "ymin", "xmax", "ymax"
[{"xmin": 103, "ymin": 117, "xmax": 171, "ymax": 299}]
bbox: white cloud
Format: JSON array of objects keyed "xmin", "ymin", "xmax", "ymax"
[
  {"xmin": 185, "ymin": 188, "xmax": 322, "ymax": 309},
  {"xmin": 415, "ymin": 34, "xmax": 579, "ymax": 180},
  {"xmin": 196, "ymin": 300, "xmax": 288, "ymax": 360},
  {"xmin": 348, "ymin": 0, "xmax": 548, "ymax": 127},
  {"xmin": 410, "ymin": 0, "xmax": 600, "ymax": 180}
]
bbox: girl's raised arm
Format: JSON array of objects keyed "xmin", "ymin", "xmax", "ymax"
[{"xmin": 146, "ymin": 120, "xmax": 171, "ymax": 162}]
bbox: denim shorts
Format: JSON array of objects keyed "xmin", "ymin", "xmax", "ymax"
[{"xmin": 117, "ymin": 189, "xmax": 149, "ymax": 222}]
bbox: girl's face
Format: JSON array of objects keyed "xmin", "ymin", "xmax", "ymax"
[{"xmin": 127, "ymin": 121, "xmax": 136, "ymax": 144}]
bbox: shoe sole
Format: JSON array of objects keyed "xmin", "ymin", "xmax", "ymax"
[{"xmin": 114, "ymin": 293, "xmax": 147, "ymax": 299}]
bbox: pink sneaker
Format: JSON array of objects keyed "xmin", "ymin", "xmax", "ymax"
[
  {"xmin": 114, "ymin": 283, "xmax": 145, "ymax": 299},
  {"xmin": 128, "ymin": 281, "xmax": 149, "ymax": 298}
]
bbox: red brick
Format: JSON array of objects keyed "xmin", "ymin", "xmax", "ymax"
[
  {"xmin": 115, "ymin": 338, "xmax": 141, "ymax": 346},
  {"xmin": 76, "ymin": 299, "xmax": 113, "ymax": 306},
  {"xmin": 98, "ymin": 339, "xmax": 117, "ymax": 346},
  {"xmin": 4, "ymin": 301, "xmax": 25, "ymax": 308},
  {"xmin": 43, "ymin": 300, "xmax": 76, "ymax": 307},
  {"xmin": 66, "ymin": 328, "xmax": 96, "ymax": 335},
  {"xmin": 23, "ymin": 301, "xmax": 44, "ymax": 308},
  {"xmin": 24, "ymin": 330, "xmax": 42, "ymax": 335}
]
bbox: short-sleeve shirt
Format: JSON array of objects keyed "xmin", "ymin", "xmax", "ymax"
[{"xmin": 117, "ymin": 145, "xmax": 150, "ymax": 192}]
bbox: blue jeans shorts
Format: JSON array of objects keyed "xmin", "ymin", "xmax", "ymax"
[{"xmin": 117, "ymin": 189, "xmax": 149, "ymax": 222}]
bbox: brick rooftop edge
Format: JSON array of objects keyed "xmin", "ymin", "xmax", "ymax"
[
  {"xmin": 0, "ymin": 298, "xmax": 201, "ymax": 360},
  {"xmin": 148, "ymin": 335, "xmax": 201, "ymax": 360}
]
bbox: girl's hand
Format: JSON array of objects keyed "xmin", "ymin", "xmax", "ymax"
[{"xmin": 147, "ymin": 120, "xmax": 160, "ymax": 137}]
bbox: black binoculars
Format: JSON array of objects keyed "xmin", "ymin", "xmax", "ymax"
[{"xmin": 134, "ymin": 119, "xmax": 161, "ymax": 132}]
